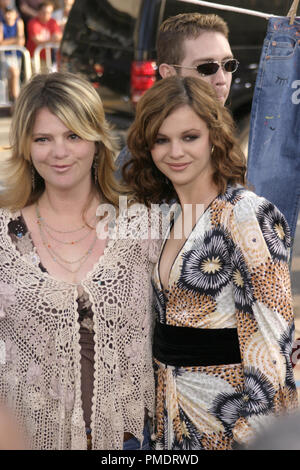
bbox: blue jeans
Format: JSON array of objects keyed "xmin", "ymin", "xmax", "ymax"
[
  {"xmin": 247, "ymin": 17, "xmax": 300, "ymax": 249},
  {"xmin": 123, "ymin": 423, "xmax": 151, "ymax": 450},
  {"xmin": 86, "ymin": 423, "xmax": 151, "ymax": 450}
]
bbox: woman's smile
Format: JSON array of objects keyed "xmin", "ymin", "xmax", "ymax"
[
  {"xmin": 51, "ymin": 164, "xmax": 73, "ymax": 172},
  {"xmin": 166, "ymin": 162, "xmax": 192, "ymax": 171}
]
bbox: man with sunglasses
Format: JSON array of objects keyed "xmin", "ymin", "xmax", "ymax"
[
  {"xmin": 116, "ymin": 13, "xmax": 237, "ymax": 177},
  {"xmin": 157, "ymin": 13, "xmax": 237, "ymax": 105}
]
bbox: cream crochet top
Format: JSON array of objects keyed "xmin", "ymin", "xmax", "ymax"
[{"xmin": 0, "ymin": 207, "xmax": 160, "ymax": 450}]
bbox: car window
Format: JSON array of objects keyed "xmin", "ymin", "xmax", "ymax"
[
  {"xmin": 61, "ymin": 0, "xmax": 142, "ymax": 65},
  {"xmin": 109, "ymin": 0, "xmax": 140, "ymax": 17},
  {"xmin": 61, "ymin": 0, "xmax": 143, "ymax": 92}
]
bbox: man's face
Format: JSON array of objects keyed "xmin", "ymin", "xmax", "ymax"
[
  {"xmin": 0, "ymin": 0, "xmax": 10, "ymax": 10},
  {"xmin": 64, "ymin": 0, "xmax": 74, "ymax": 11},
  {"xmin": 38, "ymin": 5, "xmax": 53, "ymax": 23},
  {"xmin": 179, "ymin": 31, "xmax": 233, "ymax": 104},
  {"xmin": 4, "ymin": 9, "xmax": 17, "ymax": 25}
]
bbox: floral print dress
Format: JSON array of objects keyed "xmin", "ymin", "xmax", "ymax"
[{"xmin": 152, "ymin": 185, "xmax": 298, "ymax": 450}]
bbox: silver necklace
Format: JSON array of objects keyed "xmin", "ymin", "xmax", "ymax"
[
  {"xmin": 35, "ymin": 204, "xmax": 98, "ymax": 273},
  {"xmin": 38, "ymin": 218, "xmax": 94, "ymax": 246},
  {"xmin": 36, "ymin": 202, "xmax": 96, "ymax": 234}
]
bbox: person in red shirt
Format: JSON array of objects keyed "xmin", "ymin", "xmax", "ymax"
[{"xmin": 26, "ymin": 1, "xmax": 61, "ymax": 67}]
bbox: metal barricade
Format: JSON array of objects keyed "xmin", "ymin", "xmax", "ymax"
[
  {"xmin": 33, "ymin": 43, "xmax": 60, "ymax": 74},
  {"xmin": 0, "ymin": 45, "xmax": 32, "ymax": 107}
]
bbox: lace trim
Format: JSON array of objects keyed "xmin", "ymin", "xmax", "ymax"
[{"xmin": 0, "ymin": 207, "xmax": 159, "ymax": 449}]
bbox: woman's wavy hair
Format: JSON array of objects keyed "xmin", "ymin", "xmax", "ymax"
[
  {"xmin": 124, "ymin": 76, "xmax": 247, "ymax": 206},
  {"xmin": 0, "ymin": 72, "xmax": 123, "ymax": 211}
]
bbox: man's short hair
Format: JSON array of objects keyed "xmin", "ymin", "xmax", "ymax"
[
  {"xmin": 38, "ymin": 1, "xmax": 54, "ymax": 10},
  {"xmin": 157, "ymin": 13, "xmax": 229, "ymax": 66}
]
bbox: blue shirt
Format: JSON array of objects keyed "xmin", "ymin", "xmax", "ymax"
[{"xmin": 1, "ymin": 18, "xmax": 22, "ymax": 57}]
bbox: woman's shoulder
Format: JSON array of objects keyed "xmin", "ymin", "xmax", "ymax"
[
  {"xmin": 227, "ymin": 186, "xmax": 286, "ymax": 223},
  {"xmin": 220, "ymin": 184, "xmax": 284, "ymax": 218},
  {"xmin": 218, "ymin": 185, "xmax": 290, "ymax": 240},
  {"xmin": 0, "ymin": 207, "xmax": 17, "ymax": 220},
  {"xmin": 219, "ymin": 184, "xmax": 253, "ymax": 206},
  {"xmin": 114, "ymin": 202, "xmax": 162, "ymax": 262},
  {"xmin": 223, "ymin": 185, "xmax": 291, "ymax": 260}
]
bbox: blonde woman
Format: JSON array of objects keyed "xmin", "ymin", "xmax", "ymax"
[{"xmin": 0, "ymin": 72, "xmax": 158, "ymax": 450}]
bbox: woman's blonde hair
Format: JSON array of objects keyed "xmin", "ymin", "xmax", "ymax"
[
  {"xmin": 0, "ymin": 72, "xmax": 122, "ymax": 210},
  {"xmin": 124, "ymin": 76, "xmax": 247, "ymax": 206}
]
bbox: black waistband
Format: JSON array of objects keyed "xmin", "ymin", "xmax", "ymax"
[{"xmin": 153, "ymin": 322, "xmax": 241, "ymax": 367}]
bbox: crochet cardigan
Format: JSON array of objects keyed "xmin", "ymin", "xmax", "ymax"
[{"xmin": 0, "ymin": 207, "xmax": 160, "ymax": 449}]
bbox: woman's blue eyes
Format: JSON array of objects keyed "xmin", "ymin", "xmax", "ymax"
[
  {"xmin": 33, "ymin": 133, "xmax": 80, "ymax": 142},
  {"xmin": 69, "ymin": 133, "xmax": 80, "ymax": 140}
]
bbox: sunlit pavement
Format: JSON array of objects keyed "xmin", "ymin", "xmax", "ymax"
[{"xmin": 1, "ymin": 109, "xmax": 300, "ymax": 399}]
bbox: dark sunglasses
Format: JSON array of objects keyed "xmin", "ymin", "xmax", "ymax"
[{"xmin": 170, "ymin": 58, "xmax": 239, "ymax": 77}]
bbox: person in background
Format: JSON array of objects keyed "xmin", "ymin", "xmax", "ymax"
[
  {"xmin": 26, "ymin": 1, "xmax": 61, "ymax": 71},
  {"xmin": 116, "ymin": 12, "xmax": 237, "ymax": 177},
  {"xmin": 52, "ymin": 0, "xmax": 73, "ymax": 32},
  {"xmin": 0, "ymin": 72, "xmax": 159, "ymax": 450},
  {"xmin": 0, "ymin": 0, "xmax": 16, "ymax": 22},
  {"xmin": 157, "ymin": 12, "xmax": 234, "ymax": 105},
  {"xmin": 123, "ymin": 75, "xmax": 298, "ymax": 450},
  {"xmin": 0, "ymin": 6, "xmax": 24, "ymax": 102},
  {"xmin": 17, "ymin": 0, "xmax": 45, "ymax": 25}
]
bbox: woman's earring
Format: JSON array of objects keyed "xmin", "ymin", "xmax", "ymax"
[
  {"xmin": 31, "ymin": 164, "xmax": 36, "ymax": 191},
  {"xmin": 211, "ymin": 145, "xmax": 215, "ymax": 155},
  {"xmin": 93, "ymin": 154, "xmax": 99, "ymax": 185}
]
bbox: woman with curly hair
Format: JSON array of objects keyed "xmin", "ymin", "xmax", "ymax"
[{"xmin": 123, "ymin": 76, "xmax": 298, "ymax": 450}]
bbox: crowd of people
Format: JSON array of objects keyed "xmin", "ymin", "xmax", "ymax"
[
  {"xmin": 0, "ymin": 10, "xmax": 299, "ymax": 451},
  {"xmin": 0, "ymin": 0, "xmax": 73, "ymax": 103}
]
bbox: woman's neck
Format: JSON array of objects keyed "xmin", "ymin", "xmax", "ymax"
[
  {"xmin": 37, "ymin": 186, "xmax": 100, "ymax": 222},
  {"xmin": 175, "ymin": 180, "xmax": 219, "ymax": 211}
]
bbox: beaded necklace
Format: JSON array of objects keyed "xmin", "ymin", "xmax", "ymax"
[{"xmin": 35, "ymin": 203, "xmax": 98, "ymax": 274}]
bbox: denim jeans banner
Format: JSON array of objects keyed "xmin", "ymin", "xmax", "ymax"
[{"xmin": 247, "ymin": 17, "xmax": 300, "ymax": 248}]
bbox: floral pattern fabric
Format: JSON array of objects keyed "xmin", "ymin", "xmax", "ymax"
[{"xmin": 152, "ymin": 185, "xmax": 298, "ymax": 450}]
